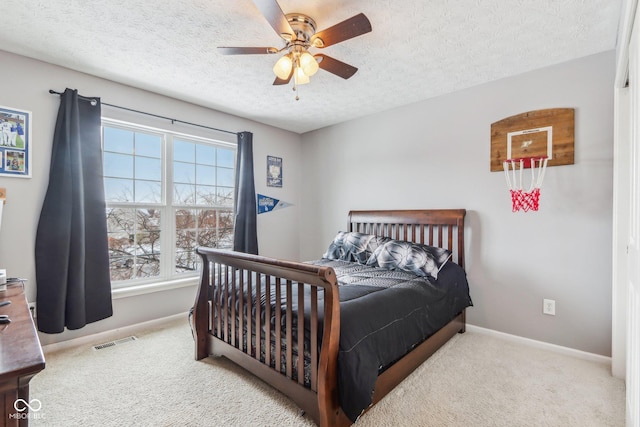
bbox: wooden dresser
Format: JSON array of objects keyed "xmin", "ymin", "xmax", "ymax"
[{"xmin": 0, "ymin": 285, "xmax": 45, "ymax": 427}]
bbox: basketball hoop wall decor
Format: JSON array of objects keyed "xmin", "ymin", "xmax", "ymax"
[
  {"xmin": 503, "ymin": 157, "xmax": 548, "ymax": 212},
  {"xmin": 491, "ymin": 108, "xmax": 574, "ymax": 212}
]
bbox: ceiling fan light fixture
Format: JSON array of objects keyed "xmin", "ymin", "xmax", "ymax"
[
  {"xmin": 273, "ymin": 54, "xmax": 293, "ymax": 80},
  {"xmin": 220, "ymin": 3, "xmax": 371, "ymax": 99},
  {"xmin": 294, "ymin": 67, "xmax": 310, "ymax": 85},
  {"xmin": 299, "ymin": 51, "xmax": 319, "ymax": 77}
]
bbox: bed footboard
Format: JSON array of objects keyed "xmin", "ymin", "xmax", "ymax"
[{"xmin": 193, "ymin": 247, "xmax": 342, "ymax": 426}]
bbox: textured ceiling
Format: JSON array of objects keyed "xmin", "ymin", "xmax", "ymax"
[{"xmin": 0, "ymin": 0, "xmax": 623, "ymax": 134}]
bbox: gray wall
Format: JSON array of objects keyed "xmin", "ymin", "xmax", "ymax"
[
  {"xmin": 300, "ymin": 51, "xmax": 615, "ymax": 356},
  {"xmin": 0, "ymin": 50, "xmax": 302, "ymax": 345},
  {"xmin": 0, "ymin": 48, "xmax": 616, "ymax": 355}
]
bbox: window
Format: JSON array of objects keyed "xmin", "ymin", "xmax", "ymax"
[{"xmin": 102, "ymin": 120, "xmax": 235, "ymax": 288}]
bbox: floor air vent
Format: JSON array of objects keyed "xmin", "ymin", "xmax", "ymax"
[{"xmin": 93, "ymin": 336, "xmax": 138, "ymax": 350}]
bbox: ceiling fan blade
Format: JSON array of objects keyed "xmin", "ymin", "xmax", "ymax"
[
  {"xmin": 218, "ymin": 47, "xmax": 278, "ymax": 55},
  {"xmin": 253, "ymin": 0, "xmax": 296, "ymax": 41},
  {"xmin": 311, "ymin": 13, "xmax": 372, "ymax": 48},
  {"xmin": 273, "ymin": 68, "xmax": 293, "ymax": 85},
  {"xmin": 315, "ymin": 54, "xmax": 358, "ymax": 79}
]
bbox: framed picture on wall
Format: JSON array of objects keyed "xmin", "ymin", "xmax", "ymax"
[
  {"xmin": 267, "ymin": 155, "xmax": 282, "ymax": 187},
  {"xmin": 0, "ymin": 105, "xmax": 31, "ymax": 178}
]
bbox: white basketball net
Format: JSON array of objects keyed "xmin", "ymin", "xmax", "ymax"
[{"xmin": 503, "ymin": 157, "xmax": 548, "ymax": 212}]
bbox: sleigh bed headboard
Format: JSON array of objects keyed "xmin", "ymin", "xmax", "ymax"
[{"xmin": 347, "ymin": 209, "xmax": 466, "ymax": 268}]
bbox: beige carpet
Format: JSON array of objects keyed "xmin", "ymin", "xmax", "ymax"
[{"xmin": 30, "ymin": 317, "xmax": 624, "ymax": 427}]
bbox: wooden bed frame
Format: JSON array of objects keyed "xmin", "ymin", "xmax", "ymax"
[{"xmin": 193, "ymin": 209, "xmax": 467, "ymax": 426}]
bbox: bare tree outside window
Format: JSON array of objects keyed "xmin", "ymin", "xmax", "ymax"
[
  {"xmin": 107, "ymin": 208, "xmax": 161, "ymax": 281},
  {"xmin": 174, "ymin": 208, "xmax": 235, "ymax": 273}
]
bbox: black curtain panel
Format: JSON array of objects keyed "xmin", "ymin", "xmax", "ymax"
[
  {"xmin": 233, "ymin": 131, "xmax": 258, "ymax": 254},
  {"xmin": 35, "ymin": 88, "xmax": 113, "ymax": 333}
]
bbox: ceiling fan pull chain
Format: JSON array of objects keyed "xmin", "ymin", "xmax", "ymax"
[{"xmin": 292, "ymin": 59, "xmax": 300, "ymax": 100}]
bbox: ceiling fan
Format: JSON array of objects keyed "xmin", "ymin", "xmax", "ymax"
[{"xmin": 218, "ymin": 0, "xmax": 372, "ymax": 99}]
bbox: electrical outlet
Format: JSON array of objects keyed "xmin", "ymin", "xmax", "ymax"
[
  {"xmin": 28, "ymin": 302, "xmax": 36, "ymax": 318},
  {"xmin": 543, "ymin": 299, "xmax": 555, "ymax": 316}
]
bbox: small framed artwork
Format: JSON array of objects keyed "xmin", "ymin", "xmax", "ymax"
[
  {"xmin": 0, "ymin": 105, "xmax": 31, "ymax": 178},
  {"xmin": 267, "ymin": 155, "xmax": 282, "ymax": 187}
]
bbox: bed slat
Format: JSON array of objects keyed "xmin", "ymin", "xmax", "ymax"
[
  {"xmin": 223, "ymin": 265, "xmax": 229, "ymax": 343},
  {"xmin": 265, "ymin": 274, "xmax": 272, "ymax": 367},
  {"xmin": 311, "ymin": 286, "xmax": 318, "ymax": 392},
  {"xmin": 216, "ymin": 263, "xmax": 222, "ymax": 339},
  {"xmin": 275, "ymin": 278, "xmax": 282, "ymax": 371},
  {"xmin": 286, "ymin": 281, "xmax": 293, "ymax": 377},
  {"xmin": 238, "ymin": 269, "xmax": 244, "ymax": 350},
  {"xmin": 231, "ymin": 268, "xmax": 237, "ymax": 348},
  {"xmin": 255, "ymin": 272, "xmax": 262, "ymax": 362},
  {"xmin": 247, "ymin": 271, "xmax": 253, "ymax": 356},
  {"xmin": 297, "ymin": 282, "xmax": 305, "ymax": 385}
]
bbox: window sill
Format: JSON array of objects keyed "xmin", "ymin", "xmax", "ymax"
[{"xmin": 111, "ymin": 276, "xmax": 199, "ymax": 300}]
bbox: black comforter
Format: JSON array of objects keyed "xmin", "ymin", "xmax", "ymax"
[{"xmin": 308, "ymin": 258, "xmax": 472, "ymax": 421}]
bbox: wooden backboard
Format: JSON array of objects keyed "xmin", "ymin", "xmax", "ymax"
[{"xmin": 490, "ymin": 108, "xmax": 574, "ymax": 171}]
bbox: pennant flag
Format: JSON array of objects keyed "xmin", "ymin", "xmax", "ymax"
[{"xmin": 257, "ymin": 194, "xmax": 293, "ymax": 214}]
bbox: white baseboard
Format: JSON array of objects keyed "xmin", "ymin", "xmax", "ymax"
[
  {"xmin": 42, "ymin": 316, "xmax": 610, "ymax": 365},
  {"xmin": 41, "ymin": 312, "xmax": 190, "ymax": 354},
  {"xmin": 466, "ymin": 324, "xmax": 611, "ymax": 365}
]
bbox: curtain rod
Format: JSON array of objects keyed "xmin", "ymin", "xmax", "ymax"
[{"xmin": 48, "ymin": 89, "xmax": 238, "ymax": 136}]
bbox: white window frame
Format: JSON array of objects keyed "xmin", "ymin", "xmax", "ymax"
[{"xmin": 101, "ymin": 118, "xmax": 236, "ymax": 295}]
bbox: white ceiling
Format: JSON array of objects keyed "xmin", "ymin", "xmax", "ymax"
[{"xmin": 0, "ymin": 0, "xmax": 622, "ymax": 134}]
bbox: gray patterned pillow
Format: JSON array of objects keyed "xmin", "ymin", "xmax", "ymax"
[
  {"xmin": 323, "ymin": 232, "xmax": 390, "ymax": 264},
  {"xmin": 366, "ymin": 239, "xmax": 452, "ymax": 279},
  {"xmin": 323, "ymin": 231, "xmax": 349, "ymax": 260}
]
